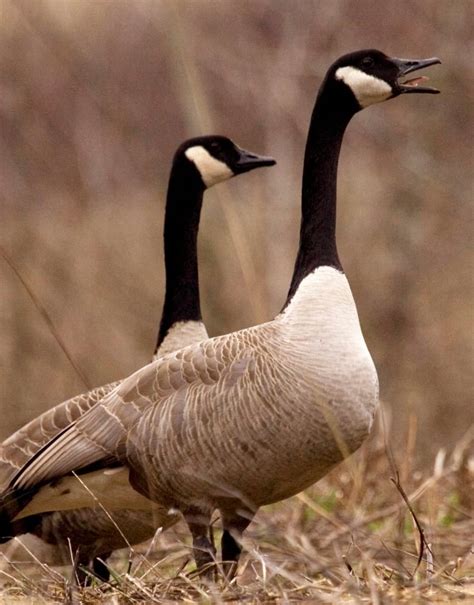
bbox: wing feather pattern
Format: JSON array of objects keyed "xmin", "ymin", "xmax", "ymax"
[
  {"xmin": 2, "ymin": 336, "xmax": 257, "ymax": 520},
  {"xmin": 0, "ymin": 381, "xmax": 120, "ymax": 488}
]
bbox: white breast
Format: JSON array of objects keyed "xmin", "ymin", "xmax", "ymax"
[{"xmin": 281, "ymin": 266, "xmax": 379, "ymax": 424}]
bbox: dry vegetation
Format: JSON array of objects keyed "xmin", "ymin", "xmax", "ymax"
[
  {"xmin": 0, "ymin": 0, "xmax": 472, "ymax": 602},
  {"xmin": 0, "ymin": 418, "xmax": 472, "ymax": 604}
]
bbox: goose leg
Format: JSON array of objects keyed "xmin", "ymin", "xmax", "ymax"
[
  {"xmin": 73, "ymin": 550, "xmax": 92, "ymax": 587},
  {"xmin": 72, "ymin": 550, "xmax": 111, "ymax": 585},
  {"xmin": 185, "ymin": 510, "xmax": 216, "ymax": 578},
  {"xmin": 75, "ymin": 565, "xmax": 89, "ymax": 587},
  {"xmin": 92, "ymin": 553, "xmax": 112, "ymax": 582},
  {"xmin": 221, "ymin": 512, "xmax": 253, "ymax": 580}
]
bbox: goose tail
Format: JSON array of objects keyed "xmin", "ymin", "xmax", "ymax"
[{"xmin": 0, "ymin": 487, "xmax": 38, "ymax": 543}]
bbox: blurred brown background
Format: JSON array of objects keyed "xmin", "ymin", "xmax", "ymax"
[{"xmin": 0, "ymin": 0, "xmax": 472, "ymax": 461}]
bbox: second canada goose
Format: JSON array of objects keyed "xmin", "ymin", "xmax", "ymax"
[
  {"xmin": 0, "ymin": 50, "xmax": 440, "ymax": 579},
  {"xmin": 0, "ymin": 135, "xmax": 275, "ymax": 581}
]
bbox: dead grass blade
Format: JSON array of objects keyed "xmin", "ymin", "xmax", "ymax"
[
  {"xmin": 0, "ymin": 245, "xmax": 91, "ymax": 391},
  {"xmin": 390, "ymin": 471, "xmax": 433, "ymax": 577}
]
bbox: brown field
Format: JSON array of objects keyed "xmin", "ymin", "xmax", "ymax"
[{"xmin": 0, "ymin": 0, "xmax": 472, "ymax": 602}]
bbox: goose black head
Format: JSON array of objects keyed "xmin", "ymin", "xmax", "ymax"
[
  {"xmin": 178, "ymin": 135, "xmax": 276, "ymax": 189},
  {"xmin": 327, "ymin": 49, "xmax": 441, "ymax": 111}
]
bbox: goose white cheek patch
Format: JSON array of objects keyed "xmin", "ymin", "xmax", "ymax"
[
  {"xmin": 185, "ymin": 145, "xmax": 234, "ymax": 187},
  {"xmin": 335, "ymin": 66, "xmax": 392, "ymax": 107}
]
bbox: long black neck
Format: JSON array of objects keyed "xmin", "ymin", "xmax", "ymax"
[
  {"xmin": 284, "ymin": 79, "xmax": 358, "ymax": 307},
  {"xmin": 155, "ymin": 159, "xmax": 205, "ymax": 353}
]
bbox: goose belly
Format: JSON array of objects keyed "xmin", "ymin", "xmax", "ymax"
[
  {"xmin": 36, "ymin": 508, "xmax": 166, "ymax": 554},
  {"xmin": 251, "ymin": 384, "xmax": 378, "ymax": 505},
  {"xmin": 221, "ymin": 369, "xmax": 378, "ymax": 506},
  {"xmin": 127, "ymin": 357, "xmax": 378, "ymax": 512}
]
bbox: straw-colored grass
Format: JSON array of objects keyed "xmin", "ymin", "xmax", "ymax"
[{"xmin": 1, "ymin": 417, "xmax": 472, "ymax": 603}]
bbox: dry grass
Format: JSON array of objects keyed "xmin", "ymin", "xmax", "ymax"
[{"xmin": 0, "ymin": 416, "xmax": 472, "ymax": 603}]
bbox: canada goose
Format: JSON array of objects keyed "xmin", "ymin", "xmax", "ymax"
[
  {"xmin": 0, "ymin": 135, "xmax": 275, "ymax": 581},
  {"xmin": 0, "ymin": 50, "xmax": 440, "ymax": 579}
]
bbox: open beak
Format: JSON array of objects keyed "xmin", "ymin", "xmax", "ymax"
[
  {"xmin": 392, "ymin": 56, "xmax": 441, "ymax": 94},
  {"xmin": 234, "ymin": 148, "xmax": 276, "ymax": 174}
]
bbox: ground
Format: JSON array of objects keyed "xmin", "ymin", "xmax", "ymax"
[{"xmin": 0, "ymin": 419, "xmax": 472, "ymax": 604}]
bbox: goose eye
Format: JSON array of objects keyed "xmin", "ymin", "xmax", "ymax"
[{"xmin": 361, "ymin": 56, "xmax": 374, "ymax": 68}]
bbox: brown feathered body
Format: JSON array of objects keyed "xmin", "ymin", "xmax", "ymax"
[
  {"xmin": 13, "ymin": 269, "xmax": 378, "ymax": 532},
  {"xmin": 122, "ymin": 269, "xmax": 378, "ymax": 520}
]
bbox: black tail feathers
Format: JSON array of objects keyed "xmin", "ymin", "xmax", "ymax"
[{"xmin": 0, "ymin": 487, "xmax": 38, "ymax": 543}]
